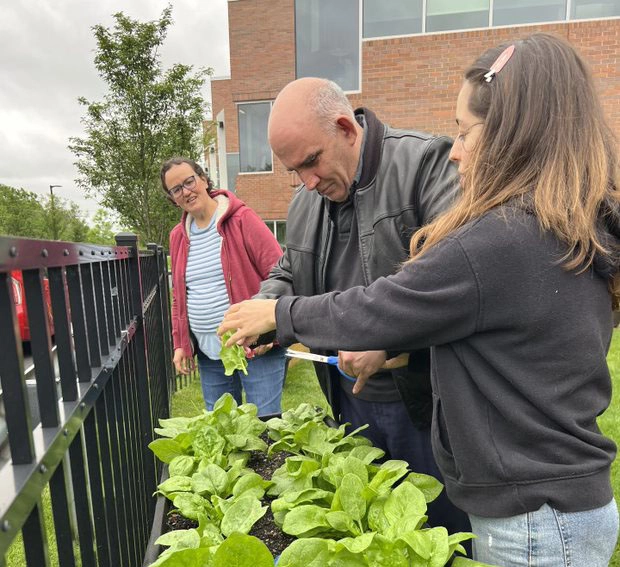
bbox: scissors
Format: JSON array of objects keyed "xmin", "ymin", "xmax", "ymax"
[{"xmin": 285, "ymin": 349, "xmax": 356, "ymax": 382}]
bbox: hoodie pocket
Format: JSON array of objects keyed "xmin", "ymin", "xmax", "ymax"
[{"xmin": 431, "ymin": 392, "xmax": 461, "ymax": 482}]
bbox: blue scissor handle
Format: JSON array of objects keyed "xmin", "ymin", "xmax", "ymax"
[{"xmin": 326, "ymin": 356, "xmax": 356, "ymax": 382}]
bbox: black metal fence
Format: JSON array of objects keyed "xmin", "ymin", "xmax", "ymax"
[{"xmin": 0, "ymin": 233, "xmax": 187, "ymax": 566}]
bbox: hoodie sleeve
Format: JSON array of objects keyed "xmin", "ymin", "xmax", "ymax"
[
  {"xmin": 169, "ymin": 228, "xmax": 182, "ymax": 352},
  {"xmin": 275, "ymin": 235, "xmax": 480, "ymax": 352},
  {"xmin": 239, "ymin": 208, "xmax": 283, "ymax": 279}
]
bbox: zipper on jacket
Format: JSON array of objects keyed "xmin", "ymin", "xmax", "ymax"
[
  {"xmin": 354, "ymin": 192, "xmax": 371, "ymax": 286},
  {"xmin": 319, "ymin": 214, "xmax": 334, "ymax": 294},
  {"xmin": 220, "ymin": 235, "xmax": 233, "ymax": 302}
]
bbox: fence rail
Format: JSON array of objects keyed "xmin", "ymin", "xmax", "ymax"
[{"xmin": 0, "ymin": 233, "xmax": 183, "ymax": 566}]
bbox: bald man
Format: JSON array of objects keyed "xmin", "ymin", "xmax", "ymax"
[{"xmin": 256, "ymin": 78, "xmax": 470, "ymax": 537}]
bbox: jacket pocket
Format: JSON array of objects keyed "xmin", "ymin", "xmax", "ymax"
[{"xmin": 431, "ymin": 392, "xmax": 461, "ymax": 482}]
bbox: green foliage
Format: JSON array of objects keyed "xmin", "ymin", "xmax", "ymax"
[
  {"xmin": 151, "ymin": 394, "xmax": 479, "ymax": 566},
  {"xmin": 0, "ymin": 183, "xmax": 91, "ymax": 241},
  {"xmin": 69, "ymin": 5, "xmax": 210, "ymax": 245},
  {"xmin": 0, "ymin": 183, "xmax": 47, "ymax": 238},
  {"xmin": 598, "ymin": 330, "xmax": 620, "ymax": 566},
  {"xmin": 264, "ymin": 404, "xmax": 369, "ymax": 457},
  {"xmin": 219, "ymin": 331, "xmax": 249, "ymax": 376},
  {"xmin": 149, "ymin": 394, "xmax": 273, "ymax": 565},
  {"xmin": 263, "ymin": 407, "xmax": 476, "ymax": 566},
  {"xmin": 171, "ymin": 341, "xmax": 620, "ymax": 566},
  {"xmin": 86, "ymin": 209, "xmax": 122, "ymax": 244}
]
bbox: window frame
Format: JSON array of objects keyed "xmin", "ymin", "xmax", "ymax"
[
  {"xmin": 294, "ymin": 0, "xmax": 363, "ymax": 94},
  {"xmin": 359, "ymin": 0, "xmax": 618, "ymax": 40},
  {"xmin": 237, "ymin": 100, "xmax": 274, "ymax": 176},
  {"xmin": 264, "ymin": 219, "xmax": 287, "ymax": 249}
]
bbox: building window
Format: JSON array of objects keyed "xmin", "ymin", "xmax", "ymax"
[
  {"xmin": 426, "ymin": 0, "xmax": 490, "ymax": 32},
  {"xmin": 226, "ymin": 153, "xmax": 240, "ymax": 191},
  {"xmin": 363, "ymin": 0, "xmax": 423, "ymax": 37},
  {"xmin": 359, "ymin": 0, "xmax": 618, "ymax": 38},
  {"xmin": 265, "ymin": 220, "xmax": 287, "ymax": 249},
  {"xmin": 295, "ymin": 0, "xmax": 360, "ymax": 92},
  {"xmin": 238, "ymin": 102, "xmax": 272, "ymax": 173},
  {"xmin": 571, "ymin": 0, "xmax": 620, "ymax": 19},
  {"xmin": 493, "ymin": 0, "xmax": 566, "ymax": 26}
]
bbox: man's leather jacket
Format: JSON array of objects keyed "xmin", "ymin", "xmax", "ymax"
[{"xmin": 257, "ymin": 107, "xmax": 458, "ymax": 428}]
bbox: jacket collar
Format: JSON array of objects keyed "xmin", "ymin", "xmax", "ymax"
[
  {"xmin": 354, "ymin": 107, "xmax": 385, "ymax": 189},
  {"xmin": 181, "ymin": 192, "xmax": 230, "ymax": 237}
]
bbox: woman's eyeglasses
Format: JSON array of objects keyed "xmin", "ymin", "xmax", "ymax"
[
  {"xmin": 168, "ymin": 175, "xmax": 197, "ymax": 198},
  {"xmin": 455, "ymin": 122, "xmax": 484, "ymax": 152}
]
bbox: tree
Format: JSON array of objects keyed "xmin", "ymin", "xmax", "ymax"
[
  {"xmin": 0, "ymin": 184, "xmax": 91, "ymax": 241},
  {"xmin": 86, "ymin": 209, "xmax": 122, "ymax": 245},
  {"xmin": 0, "ymin": 184, "xmax": 47, "ymax": 238},
  {"xmin": 69, "ymin": 6, "xmax": 210, "ymax": 245}
]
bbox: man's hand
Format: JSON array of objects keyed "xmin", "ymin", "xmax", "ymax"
[
  {"xmin": 173, "ymin": 348, "xmax": 194, "ymax": 375},
  {"xmin": 338, "ymin": 351, "xmax": 409, "ymax": 394},
  {"xmin": 338, "ymin": 350, "xmax": 387, "ymax": 395},
  {"xmin": 218, "ymin": 299, "xmax": 277, "ymax": 348}
]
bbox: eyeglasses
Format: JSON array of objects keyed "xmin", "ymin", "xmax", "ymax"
[
  {"xmin": 168, "ymin": 175, "xmax": 197, "ymax": 198},
  {"xmin": 455, "ymin": 122, "xmax": 484, "ymax": 152}
]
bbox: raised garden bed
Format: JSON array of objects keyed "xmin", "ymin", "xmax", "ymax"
[{"xmin": 144, "ymin": 395, "xmax": 493, "ymax": 567}]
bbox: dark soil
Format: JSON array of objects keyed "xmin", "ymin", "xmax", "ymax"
[
  {"xmin": 166, "ymin": 512, "xmax": 198, "ymax": 531},
  {"xmin": 245, "ymin": 433, "xmax": 289, "ymax": 479},
  {"xmin": 244, "ymin": 434, "xmax": 295, "ymax": 556},
  {"xmin": 248, "ymin": 501, "xmax": 295, "ymax": 557},
  {"xmin": 166, "ymin": 431, "xmax": 295, "ymax": 558}
]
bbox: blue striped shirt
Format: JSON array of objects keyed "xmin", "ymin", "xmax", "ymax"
[{"xmin": 187, "ymin": 217, "xmax": 229, "ymax": 359}]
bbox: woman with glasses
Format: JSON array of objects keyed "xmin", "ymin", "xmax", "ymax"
[
  {"xmin": 220, "ymin": 34, "xmax": 620, "ymax": 565},
  {"xmin": 161, "ymin": 157, "xmax": 286, "ymax": 416}
]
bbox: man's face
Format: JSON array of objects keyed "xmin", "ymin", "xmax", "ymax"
[{"xmin": 269, "ymin": 118, "xmax": 359, "ymax": 203}]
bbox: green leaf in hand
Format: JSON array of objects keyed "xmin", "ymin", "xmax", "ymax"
[{"xmin": 219, "ymin": 330, "xmax": 249, "ymax": 376}]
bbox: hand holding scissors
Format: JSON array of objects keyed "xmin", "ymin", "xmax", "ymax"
[{"xmin": 285, "ymin": 349, "xmax": 356, "ymax": 382}]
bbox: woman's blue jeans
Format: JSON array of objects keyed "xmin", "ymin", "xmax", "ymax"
[
  {"xmin": 469, "ymin": 498, "xmax": 618, "ymax": 567},
  {"xmin": 196, "ymin": 347, "xmax": 286, "ymax": 416}
]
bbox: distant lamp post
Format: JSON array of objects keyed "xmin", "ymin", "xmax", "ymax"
[{"xmin": 49, "ymin": 184, "xmax": 62, "ymax": 240}]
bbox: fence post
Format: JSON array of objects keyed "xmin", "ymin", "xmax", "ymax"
[
  {"xmin": 0, "ymin": 272, "xmax": 34, "ymax": 464},
  {"xmin": 160, "ymin": 246, "xmax": 177, "ymax": 392},
  {"xmin": 159, "ymin": 245, "xmax": 177, "ymax": 393},
  {"xmin": 114, "ymin": 233, "xmax": 156, "ymax": 500},
  {"xmin": 147, "ymin": 243, "xmax": 172, "ymax": 420}
]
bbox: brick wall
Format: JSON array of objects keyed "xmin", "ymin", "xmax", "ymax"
[
  {"xmin": 352, "ymin": 20, "xmax": 620, "ymax": 137},
  {"xmin": 210, "ymin": 0, "xmax": 619, "ymax": 219}
]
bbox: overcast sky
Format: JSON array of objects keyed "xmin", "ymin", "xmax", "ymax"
[{"xmin": 0, "ymin": 0, "xmax": 230, "ymax": 219}]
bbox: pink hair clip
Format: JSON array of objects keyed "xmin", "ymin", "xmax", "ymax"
[{"xmin": 484, "ymin": 44, "xmax": 516, "ymax": 83}]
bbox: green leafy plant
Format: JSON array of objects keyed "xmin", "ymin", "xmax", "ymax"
[
  {"xmin": 265, "ymin": 405, "xmax": 371, "ymax": 457},
  {"xmin": 150, "ymin": 531, "xmax": 274, "ymax": 567},
  {"xmin": 219, "ymin": 330, "xmax": 249, "ymax": 376},
  {"xmin": 149, "ymin": 395, "xmax": 497, "ymax": 567}
]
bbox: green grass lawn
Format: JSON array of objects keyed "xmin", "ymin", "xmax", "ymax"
[
  {"xmin": 173, "ymin": 334, "xmax": 620, "ymax": 564},
  {"xmin": 599, "ymin": 330, "xmax": 620, "ymax": 565},
  {"xmin": 171, "ymin": 357, "xmax": 331, "ymax": 418}
]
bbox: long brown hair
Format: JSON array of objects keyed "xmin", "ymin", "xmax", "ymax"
[{"xmin": 409, "ymin": 33, "xmax": 620, "ymax": 305}]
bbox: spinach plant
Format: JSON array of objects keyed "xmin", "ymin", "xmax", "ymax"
[
  {"xmin": 148, "ymin": 394, "xmax": 498, "ymax": 567},
  {"xmin": 150, "ymin": 531, "xmax": 274, "ymax": 567},
  {"xmin": 219, "ymin": 330, "xmax": 249, "ymax": 375}
]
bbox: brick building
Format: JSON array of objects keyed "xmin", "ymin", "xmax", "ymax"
[{"xmin": 209, "ymin": 0, "xmax": 620, "ymax": 241}]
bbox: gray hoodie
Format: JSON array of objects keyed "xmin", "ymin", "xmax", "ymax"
[{"xmin": 275, "ymin": 204, "xmax": 620, "ymax": 517}]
